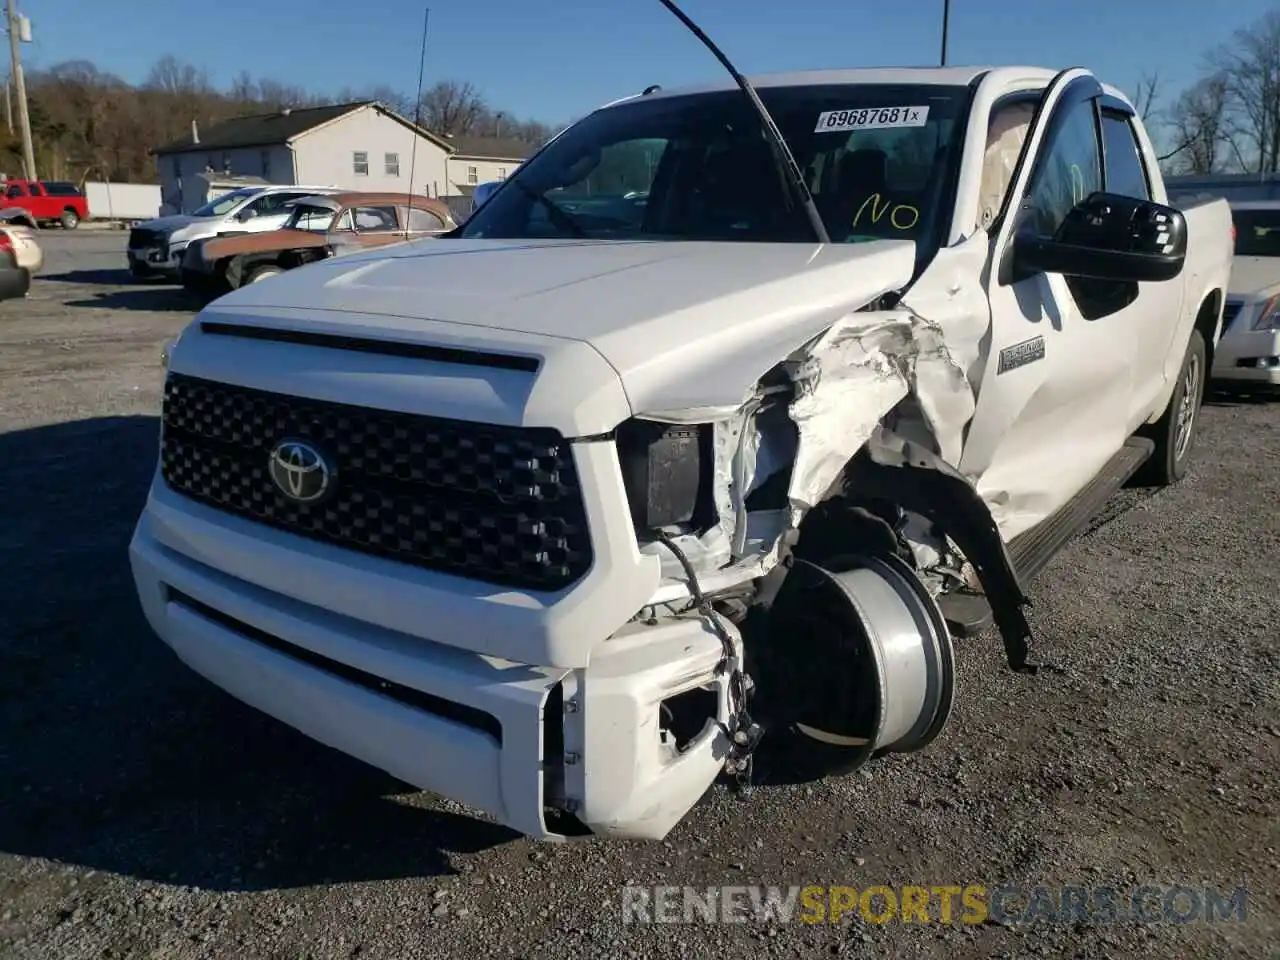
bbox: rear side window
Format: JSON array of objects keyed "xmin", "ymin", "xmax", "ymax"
[
  {"xmin": 1101, "ymin": 112, "xmax": 1150, "ymax": 200},
  {"xmin": 42, "ymin": 181, "xmax": 82, "ymax": 196},
  {"xmin": 6, "ymin": 184, "xmax": 24, "ymax": 198},
  {"xmin": 404, "ymin": 207, "xmax": 447, "ymax": 232}
]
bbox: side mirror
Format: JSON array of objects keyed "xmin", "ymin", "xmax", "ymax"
[
  {"xmin": 237, "ymin": 207, "xmax": 258, "ymax": 222},
  {"xmin": 1011, "ymin": 192, "xmax": 1187, "ymax": 284}
]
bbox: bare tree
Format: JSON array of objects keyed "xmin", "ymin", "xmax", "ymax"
[
  {"xmin": 1209, "ymin": 10, "xmax": 1280, "ymax": 173},
  {"xmin": 254, "ymin": 79, "xmax": 322, "ymax": 111},
  {"xmin": 1165, "ymin": 73, "xmax": 1232, "ymax": 173},
  {"xmin": 15, "ymin": 57, "xmax": 550, "ymax": 183},
  {"xmin": 228, "ymin": 71, "xmax": 256, "ymax": 105},
  {"xmin": 143, "ymin": 55, "xmax": 211, "ymax": 97},
  {"xmin": 334, "ymin": 84, "xmax": 415, "ymax": 117},
  {"xmin": 418, "ymin": 80, "xmax": 487, "ymax": 135},
  {"xmin": 1134, "ymin": 72, "xmax": 1161, "ymax": 122}
]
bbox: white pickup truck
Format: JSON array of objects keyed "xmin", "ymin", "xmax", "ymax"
[{"xmin": 130, "ymin": 66, "xmax": 1233, "ymax": 842}]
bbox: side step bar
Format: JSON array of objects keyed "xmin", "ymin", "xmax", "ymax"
[{"xmin": 938, "ymin": 436, "xmax": 1155, "ymax": 637}]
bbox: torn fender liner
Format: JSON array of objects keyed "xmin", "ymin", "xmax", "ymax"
[{"xmin": 845, "ymin": 440, "xmax": 1037, "ymax": 673}]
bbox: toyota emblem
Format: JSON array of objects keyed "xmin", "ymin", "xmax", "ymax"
[{"xmin": 267, "ymin": 439, "xmax": 333, "ymax": 504}]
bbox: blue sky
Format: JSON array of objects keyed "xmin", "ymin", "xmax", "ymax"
[{"xmin": 21, "ymin": 0, "xmax": 1277, "ymax": 130}]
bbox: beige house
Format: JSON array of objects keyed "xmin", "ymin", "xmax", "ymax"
[
  {"xmin": 153, "ymin": 101, "xmax": 531, "ymax": 214},
  {"xmin": 442, "ymin": 135, "xmax": 537, "ymax": 194}
]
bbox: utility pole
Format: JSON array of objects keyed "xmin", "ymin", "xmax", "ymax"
[
  {"xmin": 940, "ymin": 0, "xmax": 951, "ymax": 67},
  {"xmin": 5, "ymin": 0, "xmax": 35, "ymax": 180}
]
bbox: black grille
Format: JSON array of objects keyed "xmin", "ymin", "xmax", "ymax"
[
  {"xmin": 159, "ymin": 373, "xmax": 593, "ymax": 590},
  {"xmin": 1221, "ymin": 300, "xmax": 1244, "ymax": 332},
  {"xmin": 129, "ymin": 227, "xmax": 162, "ymax": 248}
]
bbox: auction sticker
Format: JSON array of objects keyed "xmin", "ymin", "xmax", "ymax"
[{"xmin": 814, "ymin": 105, "xmax": 930, "ymax": 133}]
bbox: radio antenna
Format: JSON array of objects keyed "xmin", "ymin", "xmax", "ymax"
[
  {"xmin": 405, "ymin": 5, "xmax": 431, "ymax": 239},
  {"xmin": 654, "ymin": 0, "xmax": 829, "ymax": 244}
]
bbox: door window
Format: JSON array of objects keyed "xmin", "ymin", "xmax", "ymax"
[
  {"xmin": 1100, "ymin": 112, "xmax": 1151, "ymax": 200},
  {"xmin": 1023, "ymin": 98, "xmax": 1102, "ymax": 238},
  {"xmin": 7, "ymin": 184, "xmax": 25, "ymax": 198}
]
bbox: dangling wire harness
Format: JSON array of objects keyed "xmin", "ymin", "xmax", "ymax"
[{"xmin": 654, "ymin": 531, "xmax": 764, "ymax": 793}]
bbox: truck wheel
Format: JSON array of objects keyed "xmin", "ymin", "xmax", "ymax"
[
  {"xmin": 1135, "ymin": 329, "xmax": 1205, "ymax": 487},
  {"xmin": 245, "ymin": 265, "xmax": 283, "ymax": 284},
  {"xmin": 60, "ymin": 209, "xmax": 80, "ymax": 230}
]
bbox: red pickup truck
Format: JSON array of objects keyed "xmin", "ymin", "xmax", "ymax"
[{"xmin": 2, "ymin": 179, "xmax": 89, "ymax": 229}]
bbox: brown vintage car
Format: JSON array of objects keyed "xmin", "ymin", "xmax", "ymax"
[{"xmin": 180, "ymin": 192, "xmax": 457, "ymax": 299}]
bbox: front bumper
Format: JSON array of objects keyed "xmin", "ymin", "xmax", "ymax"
[
  {"xmin": 129, "ymin": 507, "xmax": 735, "ymax": 841},
  {"xmin": 128, "ymin": 245, "xmax": 181, "ymax": 276},
  {"xmin": 1212, "ymin": 328, "xmax": 1280, "ymax": 385}
]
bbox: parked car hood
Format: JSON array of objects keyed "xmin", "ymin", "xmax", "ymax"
[
  {"xmin": 1227, "ymin": 256, "xmax": 1280, "ymax": 302},
  {"xmin": 136, "ymin": 213, "xmax": 208, "ymax": 234},
  {"xmin": 205, "ymin": 237, "xmax": 919, "ymax": 413}
]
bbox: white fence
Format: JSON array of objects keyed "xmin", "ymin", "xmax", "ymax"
[{"xmin": 84, "ymin": 181, "xmax": 161, "ymax": 221}]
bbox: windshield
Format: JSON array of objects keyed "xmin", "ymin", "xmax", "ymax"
[
  {"xmin": 285, "ymin": 203, "xmax": 338, "ymax": 231},
  {"xmin": 193, "ymin": 188, "xmax": 260, "ymax": 218},
  {"xmin": 460, "ymin": 83, "xmax": 968, "ymax": 249},
  {"xmin": 1232, "ymin": 209, "xmax": 1280, "ymax": 257}
]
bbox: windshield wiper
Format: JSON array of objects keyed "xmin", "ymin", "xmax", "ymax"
[
  {"xmin": 506, "ymin": 178, "xmax": 589, "ymax": 239},
  {"xmin": 654, "ymin": 0, "xmax": 830, "ymax": 245}
]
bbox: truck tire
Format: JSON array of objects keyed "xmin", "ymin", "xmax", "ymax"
[
  {"xmin": 60, "ymin": 209, "xmax": 80, "ymax": 230},
  {"xmin": 1135, "ymin": 329, "xmax": 1205, "ymax": 487}
]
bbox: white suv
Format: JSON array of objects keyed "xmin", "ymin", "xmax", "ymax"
[{"xmin": 127, "ymin": 185, "xmax": 341, "ymax": 279}]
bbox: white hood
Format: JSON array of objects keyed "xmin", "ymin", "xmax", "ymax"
[
  {"xmin": 211, "ymin": 238, "xmax": 918, "ymax": 414},
  {"xmin": 137, "ymin": 213, "xmax": 204, "ymax": 234},
  {"xmin": 1227, "ymin": 256, "xmax": 1280, "ymax": 301}
]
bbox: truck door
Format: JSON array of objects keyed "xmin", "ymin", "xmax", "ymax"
[
  {"xmin": 26, "ymin": 182, "xmax": 51, "ymax": 218},
  {"xmin": 959, "ymin": 69, "xmax": 1150, "ymax": 541},
  {"xmin": 5, "ymin": 182, "xmax": 27, "ymax": 208}
]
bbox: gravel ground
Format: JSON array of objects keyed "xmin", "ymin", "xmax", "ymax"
[{"xmin": 1, "ymin": 234, "xmax": 1277, "ymax": 960}]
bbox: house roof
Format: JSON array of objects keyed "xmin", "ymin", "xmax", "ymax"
[
  {"xmin": 153, "ymin": 100, "xmax": 453, "ymax": 155},
  {"xmin": 445, "ymin": 135, "xmax": 537, "ymax": 161}
]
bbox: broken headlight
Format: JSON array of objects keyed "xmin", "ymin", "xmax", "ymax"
[{"xmin": 615, "ymin": 418, "xmax": 715, "ymax": 532}]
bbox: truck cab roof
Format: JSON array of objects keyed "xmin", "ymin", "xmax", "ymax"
[{"xmin": 605, "ymin": 66, "xmax": 1135, "ymax": 112}]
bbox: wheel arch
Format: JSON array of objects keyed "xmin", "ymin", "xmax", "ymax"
[{"xmin": 1193, "ymin": 289, "xmax": 1223, "ymax": 398}]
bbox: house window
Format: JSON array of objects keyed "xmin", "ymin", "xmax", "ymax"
[
  {"xmin": 385, "ymin": 152, "xmax": 400, "ymax": 176},
  {"xmin": 466, "ymin": 165, "xmax": 478, "ymax": 185},
  {"xmin": 261, "ymin": 150, "xmax": 271, "ymax": 178},
  {"xmin": 497, "ymin": 167, "xmax": 507, "ymax": 180},
  {"xmin": 353, "ymin": 151, "xmax": 369, "ymax": 176}
]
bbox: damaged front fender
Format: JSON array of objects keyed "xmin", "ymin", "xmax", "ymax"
[{"xmin": 634, "ymin": 231, "xmax": 1036, "ymax": 670}]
